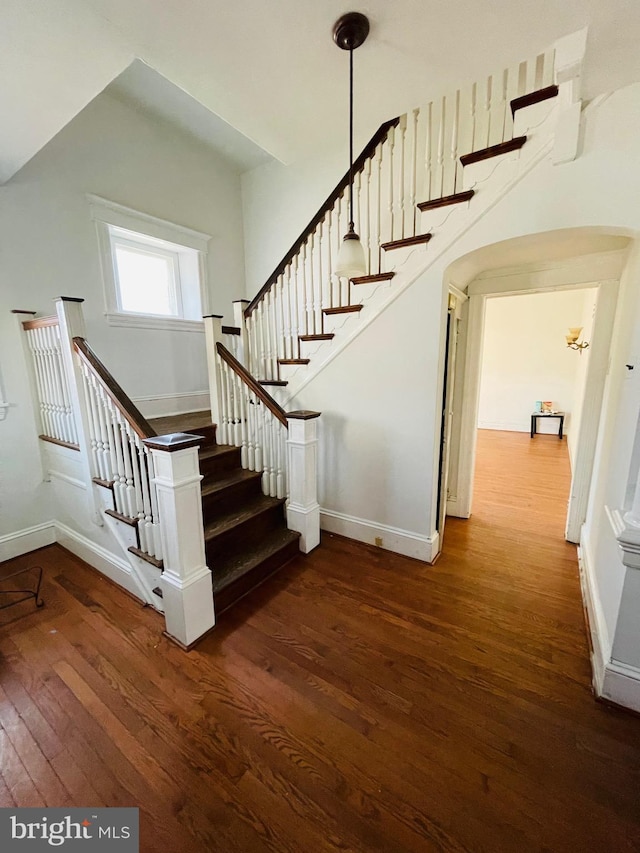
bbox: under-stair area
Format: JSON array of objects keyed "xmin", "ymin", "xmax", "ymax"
[{"xmin": 148, "ymin": 412, "xmax": 300, "ymax": 614}]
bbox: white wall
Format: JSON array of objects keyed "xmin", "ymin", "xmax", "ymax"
[
  {"xmin": 0, "ymin": 89, "xmax": 246, "ymax": 545},
  {"xmin": 477, "ymin": 289, "xmax": 590, "ymax": 438}
]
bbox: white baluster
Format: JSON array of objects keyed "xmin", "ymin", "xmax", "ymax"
[
  {"xmin": 387, "ymin": 124, "xmax": 396, "ymax": 242},
  {"xmin": 398, "ymin": 113, "xmax": 407, "ymax": 238},
  {"xmin": 451, "ymin": 90, "xmax": 460, "ymax": 195},
  {"xmin": 410, "ymin": 108, "xmax": 419, "ymax": 236},
  {"xmin": 376, "ymin": 141, "xmax": 383, "ymax": 273}
]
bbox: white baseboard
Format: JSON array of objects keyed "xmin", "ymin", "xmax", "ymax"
[
  {"xmin": 0, "ymin": 522, "xmax": 56, "ymax": 562},
  {"xmin": 54, "ymin": 521, "xmax": 143, "ymax": 602},
  {"xmin": 577, "ymin": 539, "xmax": 609, "ymax": 693},
  {"xmin": 600, "ymin": 660, "xmax": 640, "ymax": 713},
  {"xmin": 133, "ymin": 391, "xmax": 209, "ymax": 419},
  {"xmin": 320, "ymin": 508, "xmax": 439, "ymax": 563},
  {"xmin": 578, "ymin": 535, "xmax": 640, "ymax": 712}
]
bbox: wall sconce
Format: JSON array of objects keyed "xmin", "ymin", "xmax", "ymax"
[{"xmin": 566, "ymin": 327, "xmax": 590, "ymax": 353}]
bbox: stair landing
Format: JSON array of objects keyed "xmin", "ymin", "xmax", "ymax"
[{"xmin": 149, "ymin": 411, "xmax": 213, "ymax": 436}]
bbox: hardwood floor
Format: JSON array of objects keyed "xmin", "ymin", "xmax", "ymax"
[{"xmin": 1, "ymin": 429, "xmax": 640, "ymax": 851}]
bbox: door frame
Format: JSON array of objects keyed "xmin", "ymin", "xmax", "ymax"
[{"xmin": 445, "ymin": 265, "xmax": 620, "ymax": 543}]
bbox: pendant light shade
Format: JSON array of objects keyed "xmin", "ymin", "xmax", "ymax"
[
  {"xmin": 333, "ymin": 12, "xmax": 369, "ymax": 280},
  {"xmin": 335, "ymin": 224, "xmax": 367, "ymax": 279}
]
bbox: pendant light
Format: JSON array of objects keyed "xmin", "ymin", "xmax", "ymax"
[{"xmin": 333, "ymin": 12, "xmax": 369, "ymax": 279}]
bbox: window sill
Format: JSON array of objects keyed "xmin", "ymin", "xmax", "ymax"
[{"xmin": 105, "ymin": 313, "xmax": 205, "ymax": 333}]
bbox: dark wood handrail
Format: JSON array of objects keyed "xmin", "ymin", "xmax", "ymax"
[
  {"xmin": 245, "ymin": 116, "xmax": 400, "ymax": 317},
  {"xmin": 216, "ymin": 343, "xmax": 288, "ymax": 428},
  {"xmin": 73, "ymin": 337, "xmax": 157, "ymax": 439}
]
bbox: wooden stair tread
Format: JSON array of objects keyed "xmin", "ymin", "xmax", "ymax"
[
  {"xmin": 201, "ymin": 468, "xmax": 262, "ymax": 499},
  {"xmin": 105, "ymin": 508, "xmax": 138, "ymax": 527},
  {"xmin": 204, "ymin": 494, "xmax": 285, "ymax": 542},
  {"xmin": 278, "ymin": 358, "xmax": 310, "ymax": 365},
  {"xmin": 148, "ymin": 411, "xmax": 213, "ymax": 436},
  {"xmin": 381, "ymin": 233, "xmax": 432, "ymax": 251},
  {"xmin": 323, "ymin": 305, "xmax": 363, "ymax": 315},
  {"xmin": 350, "ymin": 272, "xmax": 395, "ymax": 285},
  {"xmin": 260, "ymin": 379, "xmax": 288, "ymax": 386},
  {"xmin": 198, "ymin": 444, "xmax": 239, "ymax": 463},
  {"xmin": 128, "ymin": 546, "xmax": 163, "ymax": 570},
  {"xmin": 299, "ymin": 333, "xmax": 334, "ymax": 341},
  {"xmin": 460, "ymin": 136, "xmax": 527, "ymax": 167},
  {"xmin": 92, "ymin": 477, "xmax": 114, "ymax": 490},
  {"xmin": 510, "ymin": 85, "xmax": 558, "ymax": 117},
  {"xmin": 418, "ymin": 190, "xmax": 475, "ymax": 211},
  {"xmin": 211, "ymin": 527, "xmax": 300, "ymax": 594}
]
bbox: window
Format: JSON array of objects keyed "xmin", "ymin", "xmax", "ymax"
[{"xmin": 89, "ymin": 195, "xmax": 211, "ymax": 332}]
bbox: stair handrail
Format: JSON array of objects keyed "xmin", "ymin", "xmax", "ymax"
[
  {"xmin": 72, "ymin": 337, "xmax": 157, "ymax": 438},
  {"xmin": 244, "ymin": 116, "xmax": 400, "ymax": 316},
  {"xmin": 216, "ymin": 342, "xmax": 288, "ymax": 427}
]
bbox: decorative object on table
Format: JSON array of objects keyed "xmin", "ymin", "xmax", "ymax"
[
  {"xmin": 534, "ymin": 401, "xmax": 542, "ymax": 412},
  {"xmin": 0, "ymin": 564, "xmax": 44, "ymax": 612},
  {"xmin": 333, "ymin": 11, "xmax": 369, "ymax": 279},
  {"xmin": 541, "ymin": 401, "xmax": 553, "ymax": 413},
  {"xmin": 566, "ymin": 327, "xmax": 590, "ymax": 353}
]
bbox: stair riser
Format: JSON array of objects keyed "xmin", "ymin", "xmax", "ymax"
[
  {"xmin": 199, "ymin": 447, "xmax": 243, "ymax": 478},
  {"xmin": 184, "ymin": 424, "xmax": 217, "ymax": 447},
  {"xmin": 201, "ymin": 475, "xmax": 264, "ymax": 520},
  {"xmin": 206, "ymin": 504, "xmax": 287, "ymax": 563},
  {"xmin": 213, "ymin": 538, "xmax": 300, "ymax": 614}
]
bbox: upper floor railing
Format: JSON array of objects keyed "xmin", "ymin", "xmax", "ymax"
[{"xmin": 241, "ymin": 48, "xmax": 555, "ymax": 382}]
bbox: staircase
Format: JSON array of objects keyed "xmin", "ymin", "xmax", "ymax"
[
  {"xmin": 17, "ymin": 34, "xmax": 585, "ymax": 648},
  {"xmin": 148, "ymin": 411, "xmax": 300, "ymax": 614}
]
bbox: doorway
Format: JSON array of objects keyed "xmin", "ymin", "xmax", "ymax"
[
  {"xmin": 472, "ymin": 288, "xmax": 595, "ymax": 536},
  {"xmin": 439, "ymin": 233, "xmax": 630, "ymax": 549}
]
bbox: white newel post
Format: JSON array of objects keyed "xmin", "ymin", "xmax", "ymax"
[
  {"xmin": 143, "ymin": 433, "xmax": 215, "ymax": 648},
  {"xmin": 54, "ymin": 296, "xmax": 102, "ymax": 524},
  {"xmin": 203, "ymin": 314, "xmax": 224, "ymax": 428},
  {"xmin": 285, "ymin": 410, "xmax": 321, "ymax": 553},
  {"xmin": 232, "ymin": 299, "xmax": 250, "ymax": 366}
]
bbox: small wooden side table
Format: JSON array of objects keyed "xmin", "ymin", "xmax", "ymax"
[{"xmin": 530, "ymin": 412, "xmax": 565, "ymax": 439}]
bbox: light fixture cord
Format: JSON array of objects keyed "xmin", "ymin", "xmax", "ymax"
[{"xmin": 348, "ymin": 45, "xmax": 354, "ymax": 229}]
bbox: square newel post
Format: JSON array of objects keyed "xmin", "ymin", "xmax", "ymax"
[
  {"xmin": 143, "ymin": 432, "xmax": 215, "ymax": 649},
  {"xmin": 203, "ymin": 314, "xmax": 224, "ymax": 432},
  {"xmin": 286, "ymin": 410, "xmax": 321, "ymax": 553},
  {"xmin": 232, "ymin": 299, "xmax": 251, "ymax": 366},
  {"xmin": 55, "ymin": 296, "xmax": 102, "ymax": 524}
]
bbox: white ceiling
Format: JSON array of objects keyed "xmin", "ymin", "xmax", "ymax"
[{"xmin": 3, "ymin": 0, "xmax": 640, "ymax": 183}]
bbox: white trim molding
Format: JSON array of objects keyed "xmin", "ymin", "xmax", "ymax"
[
  {"xmin": 105, "ymin": 313, "xmax": 205, "ymax": 333},
  {"xmin": 54, "ymin": 521, "xmax": 143, "ymax": 602},
  {"xmin": 0, "ymin": 522, "xmax": 56, "ymax": 562},
  {"xmin": 320, "ymin": 509, "xmax": 439, "ymax": 563},
  {"xmin": 600, "ymin": 660, "xmax": 640, "ymax": 714},
  {"xmin": 132, "ymin": 392, "xmax": 209, "ymax": 420},
  {"xmin": 577, "ymin": 540, "xmax": 609, "ymax": 693},
  {"xmin": 580, "ymin": 531, "xmax": 640, "ymax": 713}
]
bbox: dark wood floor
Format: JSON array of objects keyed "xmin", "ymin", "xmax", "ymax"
[{"xmin": 1, "ymin": 429, "xmax": 640, "ymax": 852}]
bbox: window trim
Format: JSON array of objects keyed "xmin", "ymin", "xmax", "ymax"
[{"xmin": 88, "ymin": 194, "xmax": 212, "ymax": 332}]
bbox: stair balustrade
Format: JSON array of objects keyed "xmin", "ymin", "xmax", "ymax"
[
  {"xmin": 241, "ymin": 49, "xmax": 555, "ymax": 383},
  {"xmin": 20, "ymin": 316, "xmax": 78, "ymax": 448},
  {"xmin": 204, "ymin": 315, "xmax": 321, "ymax": 551},
  {"xmin": 72, "ymin": 337, "xmax": 164, "ymax": 564}
]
